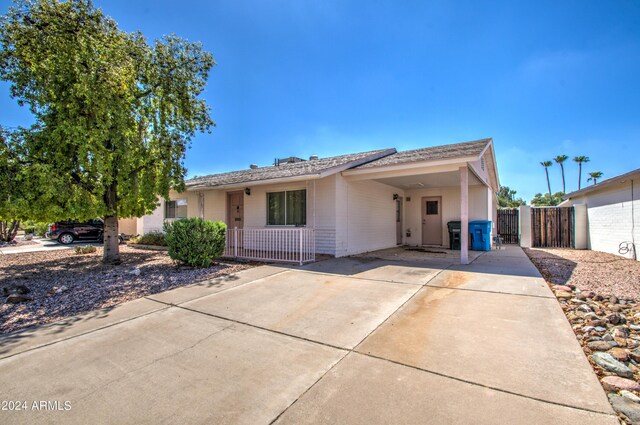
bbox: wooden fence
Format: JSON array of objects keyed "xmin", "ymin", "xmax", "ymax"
[
  {"xmin": 531, "ymin": 207, "xmax": 575, "ymax": 248},
  {"xmin": 497, "ymin": 209, "xmax": 519, "ymax": 244}
]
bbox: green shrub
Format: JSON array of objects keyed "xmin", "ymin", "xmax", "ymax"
[
  {"xmin": 130, "ymin": 232, "xmax": 167, "ymax": 246},
  {"xmin": 22, "ymin": 221, "xmax": 49, "ymax": 236},
  {"xmin": 74, "ymin": 245, "xmax": 97, "ymax": 254},
  {"xmin": 164, "ymin": 218, "xmax": 226, "ymax": 267}
]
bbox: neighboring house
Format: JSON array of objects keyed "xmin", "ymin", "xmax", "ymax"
[
  {"xmin": 562, "ymin": 168, "xmax": 639, "ymax": 261},
  {"xmin": 133, "ymin": 138, "xmax": 500, "ymax": 264}
]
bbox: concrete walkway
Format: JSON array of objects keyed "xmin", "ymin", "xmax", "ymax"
[{"xmin": 0, "ymin": 246, "xmax": 616, "ymax": 424}]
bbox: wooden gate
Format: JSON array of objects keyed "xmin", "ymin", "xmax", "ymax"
[
  {"xmin": 497, "ymin": 209, "xmax": 519, "ymax": 244},
  {"xmin": 531, "ymin": 207, "xmax": 575, "ymax": 248}
]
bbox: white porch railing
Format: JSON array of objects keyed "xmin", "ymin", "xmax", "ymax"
[{"xmin": 224, "ymin": 228, "xmax": 316, "ymax": 265}]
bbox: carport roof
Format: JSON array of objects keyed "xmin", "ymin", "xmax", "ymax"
[{"xmin": 353, "ymin": 138, "xmax": 492, "ymax": 169}]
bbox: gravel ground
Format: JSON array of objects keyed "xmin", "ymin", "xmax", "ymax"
[
  {"xmin": 524, "ymin": 248, "xmax": 640, "ymax": 300},
  {"xmin": 0, "ymin": 246, "xmax": 255, "ymax": 334},
  {"xmin": 525, "ymin": 248, "xmax": 640, "ymax": 424}
]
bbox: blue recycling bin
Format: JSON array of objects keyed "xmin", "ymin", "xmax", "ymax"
[{"xmin": 469, "ymin": 220, "xmax": 492, "ymax": 251}]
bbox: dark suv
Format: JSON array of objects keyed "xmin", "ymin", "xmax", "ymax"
[{"xmin": 47, "ymin": 219, "xmax": 123, "ymax": 245}]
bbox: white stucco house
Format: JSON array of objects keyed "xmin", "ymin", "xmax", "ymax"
[
  {"xmin": 561, "ymin": 168, "xmax": 639, "ymax": 261},
  {"xmin": 132, "ymin": 138, "xmax": 500, "ymax": 265}
]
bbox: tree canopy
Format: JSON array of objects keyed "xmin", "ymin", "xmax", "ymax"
[
  {"xmin": 0, "ymin": 0, "xmax": 215, "ymax": 262},
  {"xmin": 497, "ymin": 185, "xmax": 526, "ymax": 208},
  {"xmin": 530, "ymin": 192, "xmax": 565, "ymax": 207}
]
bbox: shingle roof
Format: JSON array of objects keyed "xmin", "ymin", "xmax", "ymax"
[
  {"xmin": 353, "ymin": 138, "xmax": 492, "ymax": 169},
  {"xmin": 186, "ymin": 148, "xmax": 395, "ymax": 188}
]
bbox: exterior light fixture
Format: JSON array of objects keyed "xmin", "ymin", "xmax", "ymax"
[
  {"xmin": 245, "ymin": 188, "xmax": 251, "ymax": 196},
  {"xmin": 393, "ymin": 193, "xmax": 399, "ymax": 200}
]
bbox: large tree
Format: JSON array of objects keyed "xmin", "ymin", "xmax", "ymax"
[
  {"xmin": 540, "ymin": 160, "xmax": 552, "ymax": 197},
  {"xmin": 587, "ymin": 171, "xmax": 603, "ymax": 185},
  {"xmin": 497, "ymin": 185, "xmax": 526, "ymax": 208},
  {"xmin": 554, "ymin": 154, "xmax": 568, "ymax": 193},
  {"xmin": 573, "ymin": 156, "xmax": 590, "ymax": 190},
  {"xmin": 0, "ymin": 127, "xmax": 22, "ymax": 242},
  {"xmin": 0, "ymin": 0, "xmax": 215, "ymax": 263},
  {"xmin": 530, "ymin": 192, "xmax": 565, "ymax": 207}
]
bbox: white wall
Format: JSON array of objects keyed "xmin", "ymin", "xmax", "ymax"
[
  {"xmin": 569, "ymin": 181, "xmax": 639, "ymax": 260},
  {"xmin": 335, "ymin": 174, "xmax": 402, "ymax": 257},
  {"xmin": 403, "ymin": 185, "xmax": 490, "ymax": 248},
  {"xmin": 138, "ymin": 198, "xmax": 165, "ymax": 234}
]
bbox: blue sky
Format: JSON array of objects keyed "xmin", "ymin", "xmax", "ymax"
[{"xmin": 2, "ymin": 0, "xmax": 639, "ymax": 201}]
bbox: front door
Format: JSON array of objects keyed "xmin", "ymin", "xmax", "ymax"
[
  {"xmin": 227, "ymin": 191, "xmax": 244, "ymax": 229},
  {"xmin": 396, "ymin": 199, "xmax": 403, "ymax": 245},
  {"xmin": 421, "ymin": 196, "xmax": 442, "ymax": 245}
]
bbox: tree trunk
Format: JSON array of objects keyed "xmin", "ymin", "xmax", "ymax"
[
  {"xmin": 545, "ymin": 169, "xmax": 551, "ymax": 197},
  {"xmin": 103, "ymin": 215, "xmax": 120, "ymax": 264},
  {"xmin": 0, "ymin": 220, "xmax": 20, "ymax": 242},
  {"xmin": 560, "ymin": 164, "xmax": 566, "ymax": 193},
  {"xmin": 102, "ymin": 182, "xmax": 121, "ymax": 264},
  {"xmin": 578, "ymin": 164, "xmax": 582, "ymax": 190}
]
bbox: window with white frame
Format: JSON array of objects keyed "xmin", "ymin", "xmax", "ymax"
[
  {"xmin": 267, "ymin": 189, "xmax": 306, "ymax": 226},
  {"xmin": 165, "ymin": 199, "xmax": 188, "ymax": 219}
]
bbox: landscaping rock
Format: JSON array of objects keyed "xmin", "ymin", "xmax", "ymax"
[
  {"xmin": 608, "ymin": 313, "xmax": 625, "ymax": 325},
  {"xmin": 622, "ymin": 390, "xmax": 640, "ymax": 404},
  {"xmin": 552, "ymin": 284, "xmax": 572, "ymax": 292},
  {"xmin": 613, "ymin": 327, "xmax": 631, "ymax": 338},
  {"xmin": 609, "ymin": 394, "xmax": 640, "ymax": 424},
  {"xmin": 601, "ymin": 376, "xmax": 640, "ymax": 392},
  {"xmin": 6, "ymin": 294, "xmax": 33, "ymax": 303},
  {"xmin": 129, "ymin": 268, "xmax": 141, "ymax": 276},
  {"xmin": 617, "ymin": 338, "xmax": 630, "ymax": 348},
  {"xmin": 611, "ymin": 295, "xmax": 620, "ymax": 304},
  {"xmin": 609, "ymin": 347, "xmax": 631, "ymax": 362},
  {"xmin": 555, "ymin": 292, "xmax": 572, "ymax": 299},
  {"xmin": 577, "ymin": 304, "xmax": 592, "ymax": 313},
  {"xmin": 588, "ymin": 341, "xmax": 618, "ymax": 351},
  {"xmin": 592, "ymin": 352, "xmax": 634, "ymax": 378},
  {"xmin": 584, "ymin": 312, "xmax": 600, "ymax": 320},
  {"xmin": 630, "ymin": 349, "xmax": 640, "ymax": 363},
  {"xmin": 1, "ymin": 284, "xmax": 31, "ymax": 296}
]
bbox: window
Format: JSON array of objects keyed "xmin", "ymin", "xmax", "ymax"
[
  {"xmin": 165, "ymin": 199, "xmax": 188, "ymax": 219},
  {"xmin": 426, "ymin": 201, "xmax": 438, "ymax": 215},
  {"xmin": 267, "ymin": 189, "xmax": 306, "ymax": 226}
]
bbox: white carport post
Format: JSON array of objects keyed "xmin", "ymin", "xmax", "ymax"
[{"xmin": 460, "ymin": 166, "xmax": 469, "ymax": 265}]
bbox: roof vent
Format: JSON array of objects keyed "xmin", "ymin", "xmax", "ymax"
[
  {"xmin": 309, "ymin": 155, "xmax": 319, "ymax": 160},
  {"xmin": 250, "ymin": 164, "xmax": 258, "ymax": 169}
]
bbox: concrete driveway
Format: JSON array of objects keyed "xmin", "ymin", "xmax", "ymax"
[{"xmin": 0, "ymin": 246, "xmax": 617, "ymax": 424}]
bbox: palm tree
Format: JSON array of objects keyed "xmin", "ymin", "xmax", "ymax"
[
  {"xmin": 540, "ymin": 160, "xmax": 552, "ymax": 196},
  {"xmin": 573, "ymin": 156, "xmax": 590, "ymax": 190},
  {"xmin": 554, "ymin": 155, "xmax": 568, "ymax": 193},
  {"xmin": 587, "ymin": 171, "xmax": 603, "ymax": 185}
]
